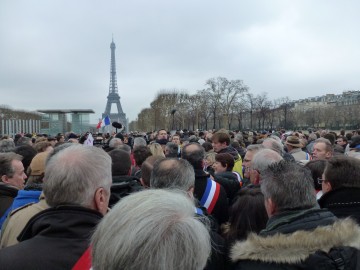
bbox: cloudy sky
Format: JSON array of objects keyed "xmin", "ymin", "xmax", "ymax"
[{"xmin": 1, "ymin": 0, "xmax": 359, "ymax": 124}]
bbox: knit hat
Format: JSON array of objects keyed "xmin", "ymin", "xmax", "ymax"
[
  {"xmin": 285, "ymin": 136, "xmax": 303, "ymax": 148},
  {"xmin": 29, "ymin": 152, "xmax": 49, "ymax": 176}
]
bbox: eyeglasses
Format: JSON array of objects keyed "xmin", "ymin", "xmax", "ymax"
[{"xmin": 317, "ymin": 178, "xmax": 325, "ymax": 185}]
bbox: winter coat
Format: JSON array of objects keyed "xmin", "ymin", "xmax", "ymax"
[
  {"xmin": 109, "ymin": 175, "xmax": 143, "ymax": 207},
  {"xmin": 194, "ymin": 169, "xmax": 229, "ymax": 225},
  {"xmin": 0, "ymin": 183, "xmax": 18, "ymax": 227},
  {"xmin": 0, "ymin": 205, "xmax": 103, "ymax": 270},
  {"xmin": 230, "ymin": 208, "xmax": 360, "ymax": 270},
  {"xmin": 9, "ymin": 190, "xmax": 41, "ymax": 211},
  {"xmin": 0, "ymin": 194, "xmax": 49, "ymax": 248},
  {"xmin": 214, "ymin": 171, "xmax": 240, "ymax": 202},
  {"xmin": 318, "ymin": 187, "xmax": 360, "ymax": 224},
  {"xmin": 289, "ymin": 148, "xmax": 311, "ymax": 161}
]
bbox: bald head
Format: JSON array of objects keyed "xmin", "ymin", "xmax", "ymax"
[
  {"xmin": 150, "ymin": 158, "xmax": 195, "ymax": 191},
  {"xmin": 182, "ymin": 143, "xmax": 205, "ymax": 170}
]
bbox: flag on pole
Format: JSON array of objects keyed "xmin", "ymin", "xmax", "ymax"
[{"xmin": 96, "ymin": 116, "xmax": 111, "ymax": 129}]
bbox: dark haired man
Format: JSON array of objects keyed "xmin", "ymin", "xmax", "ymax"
[
  {"xmin": 0, "ymin": 153, "xmax": 27, "ymax": 226},
  {"xmin": 211, "ymin": 132, "xmax": 243, "ymax": 178},
  {"xmin": 319, "ymin": 156, "xmax": 360, "ymax": 224},
  {"xmin": 182, "ymin": 143, "xmax": 229, "ymax": 225},
  {"xmin": 108, "ymin": 149, "xmax": 142, "ymax": 206},
  {"xmin": 156, "ymin": 129, "xmax": 168, "ymax": 153}
]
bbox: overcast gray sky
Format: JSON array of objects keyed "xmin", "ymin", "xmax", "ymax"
[{"xmin": 1, "ymin": 0, "xmax": 359, "ymax": 124}]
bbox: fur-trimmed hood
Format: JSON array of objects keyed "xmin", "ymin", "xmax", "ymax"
[{"xmin": 231, "ymin": 218, "xmax": 360, "ymax": 264}]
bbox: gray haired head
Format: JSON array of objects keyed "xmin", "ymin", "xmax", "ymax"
[
  {"xmin": 91, "ymin": 189, "xmax": 211, "ymax": 270},
  {"xmin": 262, "ymin": 137, "xmax": 284, "ymax": 155},
  {"xmin": 0, "ymin": 139, "xmax": 16, "ymax": 153},
  {"xmin": 43, "ymin": 144, "xmax": 112, "ymax": 208},
  {"xmin": 261, "ymin": 160, "xmax": 316, "ymax": 212},
  {"xmin": 150, "ymin": 158, "xmax": 195, "ymax": 191},
  {"xmin": 252, "ymin": 149, "xmax": 283, "ymax": 174},
  {"xmin": 133, "ymin": 137, "xmax": 147, "ymax": 148}
]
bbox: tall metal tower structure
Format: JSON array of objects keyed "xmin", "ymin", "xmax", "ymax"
[{"xmin": 102, "ymin": 38, "xmax": 127, "ymax": 129}]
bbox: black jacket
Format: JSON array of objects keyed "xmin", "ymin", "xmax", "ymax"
[
  {"xmin": 214, "ymin": 171, "xmax": 240, "ymax": 202},
  {"xmin": 109, "ymin": 175, "xmax": 143, "ymax": 207},
  {"xmin": 230, "ymin": 208, "xmax": 360, "ymax": 270},
  {"xmin": 194, "ymin": 169, "xmax": 229, "ymax": 225},
  {"xmin": 318, "ymin": 187, "xmax": 360, "ymax": 224},
  {"xmin": 0, "ymin": 183, "xmax": 18, "ymax": 217},
  {"xmin": 218, "ymin": 146, "xmax": 240, "ymax": 160},
  {"xmin": 0, "ymin": 205, "xmax": 103, "ymax": 270}
]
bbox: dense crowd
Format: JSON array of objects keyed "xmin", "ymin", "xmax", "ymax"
[{"xmin": 0, "ymin": 127, "xmax": 359, "ymax": 269}]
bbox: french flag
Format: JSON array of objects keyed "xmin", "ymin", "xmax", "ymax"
[{"xmin": 96, "ymin": 116, "xmax": 111, "ymax": 129}]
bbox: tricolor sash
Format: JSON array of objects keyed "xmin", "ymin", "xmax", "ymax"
[
  {"xmin": 199, "ymin": 178, "xmax": 220, "ymax": 214},
  {"xmin": 72, "ymin": 246, "xmax": 92, "ymax": 270},
  {"xmin": 232, "ymin": 172, "xmax": 243, "ymax": 187}
]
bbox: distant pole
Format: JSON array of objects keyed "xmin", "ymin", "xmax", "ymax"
[{"xmin": 171, "ymin": 109, "xmax": 176, "ymax": 130}]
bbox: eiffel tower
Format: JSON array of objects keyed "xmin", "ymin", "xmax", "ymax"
[{"xmin": 102, "ymin": 38, "xmax": 127, "ymax": 130}]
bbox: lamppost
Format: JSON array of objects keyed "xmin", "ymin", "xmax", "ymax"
[
  {"xmin": 171, "ymin": 109, "xmax": 176, "ymax": 130},
  {"xmin": 0, "ymin": 113, "xmax": 4, "ymax": 136}
]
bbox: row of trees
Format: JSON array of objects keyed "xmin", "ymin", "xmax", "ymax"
[
  {"xmin": 129, "ymin": 77, "xmax": 289, "ymax": 131},
  {"xmin": 129, "ymin": 77, "xmax": 360, "ymax": 132}
]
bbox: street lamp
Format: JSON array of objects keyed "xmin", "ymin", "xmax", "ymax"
[
  {"xmin": 171, "ymin": 109, "xmax": 176, "ymax": 130},
  {"xmin": 0, "ymin": 113, "xmax": 4, "ymax": 136}
]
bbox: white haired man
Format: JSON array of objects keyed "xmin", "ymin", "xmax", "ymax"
[
  {"xmin": 0, "ymin": 145, "xmax": 112, "ymax": 270},
  {"xmin": 91, "ymin": 189, "xmax": 211, "ymax": 270},
  {"xmin": 249, "ymin": 149, "xmax": 283, "ymax": 186}
]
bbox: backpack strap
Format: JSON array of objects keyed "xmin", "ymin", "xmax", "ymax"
[{"xmin": 199, "ymin": 178, "xmax": 220, "ymax": 214}]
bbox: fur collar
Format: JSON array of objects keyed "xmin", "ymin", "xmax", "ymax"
[{"xmin": 231, "ymin": 218, "xmax": 360, "ymax": 264}]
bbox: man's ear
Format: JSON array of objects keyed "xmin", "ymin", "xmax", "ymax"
[
  {"xmin": 1, "ymin": 175, "xmax": 10, "ymax": 184},
  {"xmin": 94, "ymin": 187, "xmax": 109, "ymax": 216},
  {"xmin": 187, "ymin": 187, "xmax": 194, "ymax": 198},
  {"xmin": 322, "ymin": 180, "xmax": 332, "ymax": 194},
  {"xmin": 325, "ymin": 151, "xmax": 332, "ymax": 159},
  {"xmin": 140, "ymin": 178, "xmax": 148, "ymax": 188},
  {"xmin": 265, "ymin": 198, "xmax": 277, "ymax": 218}
]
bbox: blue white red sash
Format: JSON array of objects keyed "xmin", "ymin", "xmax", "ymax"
[
  {"xmin": 72, "ymin": 246, "xmax": 92, "ymax": 270},
  {"xmin": 200, "ymin": 178, "xmax": 220, "ymax": 214},
  {"xmin": 232, "ymin": 172, "xmax": 243, "ymax": 187}
]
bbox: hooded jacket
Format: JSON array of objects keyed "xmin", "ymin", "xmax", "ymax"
[{"xmin": 230, "ymin": 209, "xmax": 360, "ymax": 270}]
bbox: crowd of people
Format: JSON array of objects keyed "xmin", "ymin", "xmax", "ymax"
[{"xmin": 0, "ymin": 127, "xmax": 359, "ymax": 269}]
